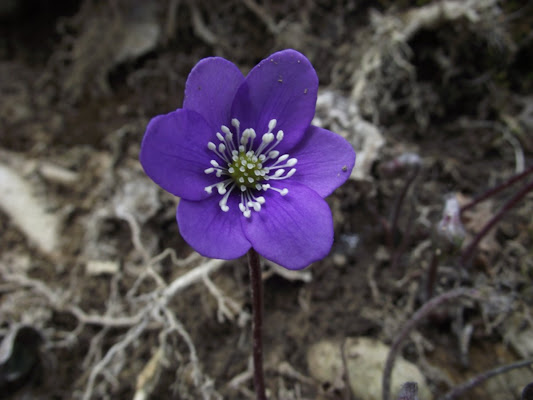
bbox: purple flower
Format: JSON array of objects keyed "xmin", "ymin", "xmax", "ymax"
[{"xmin": 140, "ymin": 49, "xmax": 355, "ymax": 270}]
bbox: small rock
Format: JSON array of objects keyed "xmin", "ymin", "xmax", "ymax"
[
  {"xmin": 307, "ymin": 338, "xmax": 431, "ymax": 400},
  {"xmin": 307, "ymin": 340, "xmax": 345, "ymax": 391},
  {"xmin": 344, "ymin": 337, "xmax": 431, "ymax": 400}
]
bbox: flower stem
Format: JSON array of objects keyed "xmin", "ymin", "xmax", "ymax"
[
  {"xmin": 389, "ymin": 165, "xmax": 420, "ymax": 246},
  {"xmin": 382, "ymin": 288, "xmax": 477, "ymax": 400},
  {"xmin": 460, "ymin": 164, "xmax": 533, "ymax": 215},
  {"xmin": 248, "ymin": 248, "xmax": 266, "ymax": 400},
  {"xmin": 459, "ymin": 179, "xmax": 533, "ymax": 266},
  {"xmin": 440, "ymin": 359, "xmax": 533, "ymax": 400}
]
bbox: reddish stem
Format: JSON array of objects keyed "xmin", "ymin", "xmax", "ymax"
[
  {"xmin": 460, "ymin": 179, "xmax": 533, "ymax": 266},
  {"xmin": 440, "ymin": 359, "xmax": 533, "ymax": 400},
  {"xmin": 382, "ymin": 288, "xmax": 476, "ymax": 400},
  {"xmin": 248, "ymin": 248, "xmax": 266, "ymax": 400},
  {"xmin": 461, "ymin": 164, "xmax": 533, "ymax": 215}
]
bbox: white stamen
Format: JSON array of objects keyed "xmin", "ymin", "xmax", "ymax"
[
  {"xmin": 219, "ymin": 184, "xmax": 235, "ymax": 212},
  {"xmin": 204, "ymin": 117, "xmax": 297, "ymax": 217},
  {"xmin": 262, "ymin": 133, "xmax": 274, "ymax": 144},
  {"xmin": 268, "ymin": 150, "xmax": 279, "ymax": 159}
]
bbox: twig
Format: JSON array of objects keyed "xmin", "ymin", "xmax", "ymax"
[
  {"xmin": 160, "ymin": 258, "xmax": 225, "ymax": 306},
  {"xmin": 2, "ymin": 272, "xmax": 143, "ymax": 328},
  {"xmin": 188, "ymin": 0, "xmax": 217, "ymax": 45},
  {"xmin": 115, "ymin": 206, "xmax": 151, "ymax": 265},
  {"xmin": 240, "ymin": 0, "xmax": 279, "ymax": 34},
  {"xmin": 440, "ymin": 359, "xmax": 533, "ymax": 400},
  {"xmin": 202, "ymin": 274, "xmax": 243, "ymax": 323},
  {"xmin": 382, "ymin": 288, "xmax": 478, "ymax": 400},
  {"xmin": 83, "ymin": 320, "xmax": 149, "ymax": 400}
]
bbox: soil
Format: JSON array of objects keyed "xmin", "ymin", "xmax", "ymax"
[{"xmin": 1, "ymin": 1, "xmax": 532, "ymax": 400}]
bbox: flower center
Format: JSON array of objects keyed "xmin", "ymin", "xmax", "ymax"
[
  {"xmin": 227, "ymin": 151, "xmax": 265, "ymax": 189},
  {"xmin": 203, "ymin": 118, "xmax": 297, "ymax": 218}
]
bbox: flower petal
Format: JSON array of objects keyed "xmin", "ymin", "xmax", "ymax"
[
  {"xmin": 183, "ymin": 57, "xmax": 244, "ymax": 132},
  {"xmin": 140, "ymin": 109, "xmax": 218, "ymax": 201},
  {"xmin": 289, "ymin": 125, "xmax": 356, "ymax": 198},
  {"xmin": 177, "ymin": 195, "xmax": 251, "ymax": 259},
  {"xmin": 231, "ymin": 49, "xmax": 318, "ymax": 153},
  {"xmin": 242, "ymin": 182, "xmax": 333, "ymax": 270}
]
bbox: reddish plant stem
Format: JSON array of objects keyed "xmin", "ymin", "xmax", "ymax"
[
  {"xmin": 390, "ymin": 195, "xmax": 416, "ymax": 270},
  {"xmin": 440, "ymin": 359, "xmax": 533, "ymax": 400},
  {"xmin": 425, "ymin": 249, "xmax": 439, "ymax": 301},
  {"xmin": 461, "ymin": 164, "xmax": 533, "ymax": 215},
  {"xmin": 460, "ymin": 179, "xmax": 533, "ymax": 266},
  {"xmin": 389, "ymin": 165, "xmax": 420, "ymax": 243},
  {"xmin": 367, "ymin": 200, "xmax": 394, "ymax": 250},
  {"xmin": 248, "ymin": 248, "xmax": 266, "ymax": 400},
  {"xmin": 382, "ymin": 288, "xmax": 476, "ymax": 400}
]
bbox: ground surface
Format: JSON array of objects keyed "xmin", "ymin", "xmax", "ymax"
[{"xmin": 1, "ymin": 1, "xmax": 532, "ymax": 399}]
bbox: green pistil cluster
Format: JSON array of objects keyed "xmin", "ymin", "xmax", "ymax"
[{"xmin": 228, "ymin": 151, "xmax": 266, "ymax": 189}]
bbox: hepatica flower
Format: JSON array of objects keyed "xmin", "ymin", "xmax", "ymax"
[{"xmin": 140, "ymin": 49, "xmax": 355, "ymax": 270}]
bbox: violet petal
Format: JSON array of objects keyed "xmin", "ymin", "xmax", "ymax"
[
  {"xmin": 177, "ymin": 195, "xmax": 251, "ymax": 259},
  {"xmin": 289, "ymin": 125, "xmax": 355, "ymax": 198},
  {"xmin": 140, "ymin": 109, "xmax": 218, "ymax": 201},
  {"xmin": 242, "ymin": 182, "xmax": 333, "ymax": 270},
  {"xmin": 231, "ymin": 49, "xmax": 318, "ymax": 153},
  {"xmin": 183, "ymin": 57, "xmax": 244, "ymax": 133}
]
